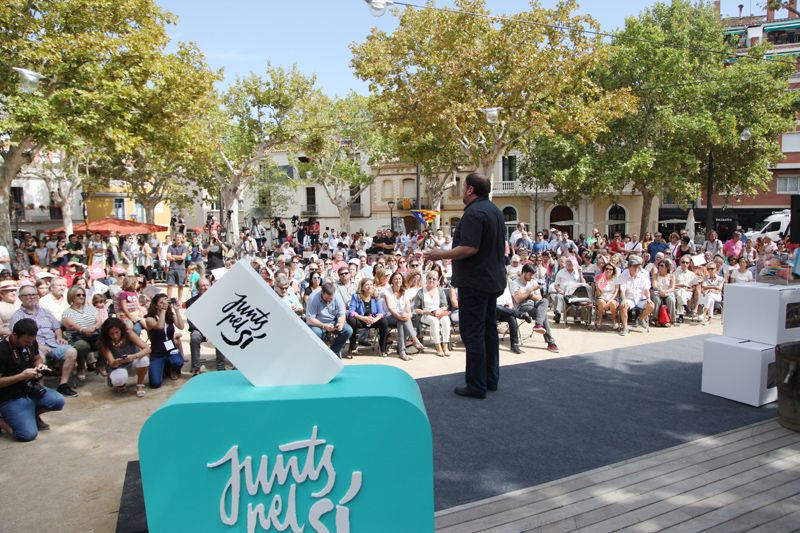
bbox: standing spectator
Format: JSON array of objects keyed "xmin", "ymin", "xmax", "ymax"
[
  {"xmin": 9, "ymin": 287, "xmax": 79, "ymax": 397},
  {"xmin": 617, "ymin": 255, "xmax": 655, "ymax": 336},
  {"xmin": 203, "ymin": 229, "xmax": 227, "ymax": 275},
  {"xmin": 0, "ymin": 280, "xmax": 21, "ymax": 338},
  {"xmin": 0, "ymin": 242, "xmax": 10, "ymax": 274},
  {"xmin": 64, "ymin": 234, "xmax": 85, "ymax": 265},
  {"xmin": 722, "ymin": 231, "xmax": 743, "ymax": 259},
  {"xmin": 625, "ymin": 233, "xmax": 643, "ymax": 256},
  {"xmin": 0, "ymin": 319, "xmax": 65, "ymax": 441},
  {"xmin": 701, "ymin": 230, "xmax": 724, "ymax": 257},
  {"xmin": 166, "ymin": 234, "xmax": 188, "ymax": 302},
  {"xmin": 144, "ymin": 294, "xmax": 185, "ymax": 387},
  {"xmin": 39, "ymin": 276, "xmax": 69, "ymax": 321},
  {"xmin": 646, "ymin": 233, "xmax": 669, "ymax": 262}
]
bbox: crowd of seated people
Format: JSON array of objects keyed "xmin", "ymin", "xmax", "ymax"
[{"xmin": 0, "ymin": 217, "xmax": 795, "ymax": 442}]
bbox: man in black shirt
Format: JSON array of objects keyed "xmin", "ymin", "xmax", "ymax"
[
  {"xmin": 425, "ymin": 173, "xmax": 505, "ymax": 399},
  {"xmin": 0, "ymin": 319, "xmax": 65, "ymax": 441}
]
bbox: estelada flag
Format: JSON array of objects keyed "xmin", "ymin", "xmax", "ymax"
[{"xmin": 411, "ymin": 210, "xmax": 439, "ymax": 228}]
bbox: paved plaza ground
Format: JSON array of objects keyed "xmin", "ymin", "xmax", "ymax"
[{"xmin": 0, "ymin": 317, "xmax": 766, "ymax": 533}]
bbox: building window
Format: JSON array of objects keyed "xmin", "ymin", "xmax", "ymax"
[
  {"xmin": 777, "ymin": 176, "xmax": 800, "ymax": 194},
  {"xmin": 401, "ymin": 178, "xmax": 415, "ymax": 198},
  {"xmin": 450, "ymin": 177, "xmax": 461, "ymax": 200},
  {"xmin": 114, "ymin": 198, "xmax": 125, "ymax": 219},
  {"xmin": 305, "ymin": 187, "xmax": 316, "ymax": 207},
  {"xmin": 502, "ymin": 206, "xmax": 518, "ymax": 239},
  {"xmin": 10, "ymin": 187, "xmax": 24, "ymax": 218},
  {"xmin": 502, "ymin": 155, "xmax": 517, "ymax": 182},
  {"xmin": 608, "ymin": 204, "xmax": 627, "ymax": 236},
  {"xmin": 382, "ymin": 179, "xmax": 393, "ymax": 200},
  {"xmin": 782, "ymin": 133, "xmax": 800, "ymax": 153},
  {"xmin": 134, "ymin": 203, "xmax": 146, "ymax": 222}
]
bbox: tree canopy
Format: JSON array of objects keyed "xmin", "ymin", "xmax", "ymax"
[{"xmin": 519, "ymin": 0, "xmax": 798, "ymax": 234}]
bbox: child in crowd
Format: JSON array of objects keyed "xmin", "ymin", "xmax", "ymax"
[
  {"xmin": 118, "ymin": 275, "xmax": 147, "ymax": 335},
  {"xmin": 187, "ymin": 264, "xmax": 201, "ymax": 298}
]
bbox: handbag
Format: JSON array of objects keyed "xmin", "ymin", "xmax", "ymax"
[{"xmin": 658, "ymin": 304, "xmax": 670, "ymax": 326}]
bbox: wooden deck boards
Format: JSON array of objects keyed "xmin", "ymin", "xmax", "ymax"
[{"xmin": 435, "ymin": 419, "xmax": 800, "ymax": 533}]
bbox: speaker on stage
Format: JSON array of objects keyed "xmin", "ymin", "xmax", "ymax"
[{"xmin": 792, "ymin": 195, "xmax": 800, "ymax": 240}]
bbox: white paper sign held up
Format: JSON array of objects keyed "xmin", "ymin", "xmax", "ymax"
[{"xmin": 186, "ymin": 261, "xmax": 343, "ymax": 387}]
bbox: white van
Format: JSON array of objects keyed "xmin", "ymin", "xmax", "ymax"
[{"xmin": 746, "ymin": 209, "xmax": 792, "ymax": 242}]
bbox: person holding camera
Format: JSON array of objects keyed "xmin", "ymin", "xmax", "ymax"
[
  {"xmin": 203, "ymin": 229, "xmax": 227, "ymax": 275},
  {"xmin": 144, "ymin": 294, "xmax": 185, "ymax": 388},
  {"xmin": 0, "ymin": 319, "xmax": 65, "ymax": 441}
]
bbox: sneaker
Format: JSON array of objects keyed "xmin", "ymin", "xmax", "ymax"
[
  {"xmin": 519, "ymin": 312, "xmax": 533, "ymax": 324},
  {"xmin": 546, "ymin": 343, "xmax": 560, "ymax": 353},
  {"xmin": 57, "ymin": 383, "xmax": 79, "ymax": 398},
  {"xmin": 638, "ymin": 319, "xmax": 650, "ymax": 333},
  {"xmin": 619, "ymin": 327, "xmax": 629, "ymax": 336},
  {"xmin": 554, "ymin": 312, "xmax": 561, "ymax": 324},
  {"xmin": 532, "ymin": 323, "xmax": 546, "ymax": 334},
  {"xmin": 36, "ymin": 417, "xmax": 50, "ymax": 431},
  {"xmin": 676, "ymin": 315, "xmax": 684, "ymax": 324}
]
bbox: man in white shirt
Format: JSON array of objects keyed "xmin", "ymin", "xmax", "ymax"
[
  {"xmin": 551, "ymin": 259, "xmax": 584, "ymax": 323},
  {"xmin": 39, "ymin": 277, "xmax": 69, "ymax": 321},
  {"xmin": 510, "ymin": 264, "xmax": 558, "ymax": 352},
  {"xmin": 509, "ymin": 222, "xmax": 525, "ymax": 248},
  {"xmin": 674, "ymin": 256, "xmax": 698, "ymax": 322},
  {"xmin": 0, "ymin": 245, "xmax": 11, "ymax": 273},
  {"xmin": 0, "ymin": 280, "xmax": 21, "ymax": 337},
  {"xmin": 625, "ymin": 234, "xmax": 643, "ymax": 256},
  {"xmin": 618, "ymin": 255, "xmax": 654, "ymax": 335}
]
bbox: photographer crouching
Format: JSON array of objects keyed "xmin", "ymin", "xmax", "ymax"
[{"xmin": 0, "ymin": 319, "xmax": 65, "ymax": 442}]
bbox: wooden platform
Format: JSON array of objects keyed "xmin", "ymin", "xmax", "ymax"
[{"xmin": 435, "ymin": 418, "xmax": 800, "ymax": 532}]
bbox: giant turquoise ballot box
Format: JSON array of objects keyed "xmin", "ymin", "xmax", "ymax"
[{"xmin": 138, "ymin": 365, "xmax": 433, "ymax": 532}]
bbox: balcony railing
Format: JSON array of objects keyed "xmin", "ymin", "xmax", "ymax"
[
  {"xmin": 491, "ymin": 180, "xmax": 555, "ymax": 195},
  {"xmin": 301, "ymin": 204, "xmax": 318, "ymax": 216}
]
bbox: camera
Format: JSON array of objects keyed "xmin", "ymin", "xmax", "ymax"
[
  {"xmin": 27, "ymin": 381, "xmax": 47, "ymax": 400},
  {"xmin": 168, "ymin": 298, "xmax": 178, "ymax": 306}
]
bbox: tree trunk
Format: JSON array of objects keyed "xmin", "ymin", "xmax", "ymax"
[
  {"xmin": 429, "ymin": 186, "xmax": 443, "ymax": 230},
  {"xmin": 640, "ymin": 189, "xmax": 655, "ymax": 237},
  {"xmin": 336, "ymin": 203, "xmax": 351, "ymax": 234},
  {"xmin": 145, "ymin": 204, "xmax": 157, "ymax": 226},
  {"xmin": 223, "ymin": 184, "xmax": 241, "ymax": 239},
  {"xmin": 0, "ymin": 174, "xmax": 13, "ymax": 250},
  {"xmin": 59, "ymin": 197, "xmax": 74, "ymax": 236},
  {"xmin": 705, "ymin": 150, "xmax": 714, "ymax": 234}
]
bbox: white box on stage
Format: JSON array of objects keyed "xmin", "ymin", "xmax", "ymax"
[
  {"xmin": 723, "ymin": 282, "xmax": 800, "ymax": 346},
  {"xmin": 702, "ymin": 336, "xmax": 777, "ymax": 407}
]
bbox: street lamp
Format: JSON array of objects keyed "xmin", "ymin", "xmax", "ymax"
[
  {"xmin": 364, "ymin": 0, "xmax": 394, "ymax": 16},
  {"xmin": 12, "ymin": 67, "xmax": 46, "ymax": 93},
  {"xmin": 388, "ymin": 200, "xmax": 395, "ymax": 232},
  {"xmin": 480, "ymin": 107, "xmax": 502, "ymax": 124}
]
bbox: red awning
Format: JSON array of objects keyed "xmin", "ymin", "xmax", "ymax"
[{"xmin": 48, "ymin": 218, "xmax": 169, "ymax": 235}]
